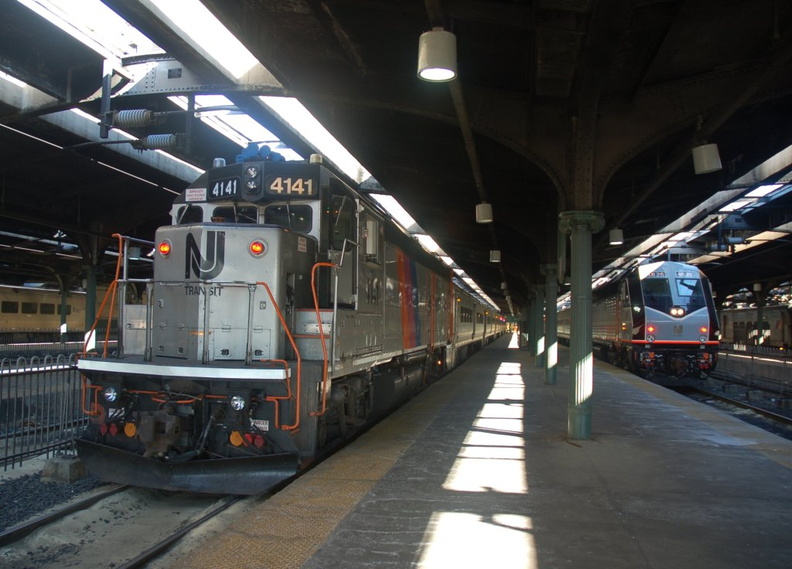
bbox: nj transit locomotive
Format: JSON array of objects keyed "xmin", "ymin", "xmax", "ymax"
[
  {"xmin": 76, "ymin": 154, "xmax": 503, "ymax": 494},
  {"xmin": 557, "ymin": 260, "xmax": 719, "ymax": 378}
]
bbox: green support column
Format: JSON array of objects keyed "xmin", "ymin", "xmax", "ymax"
[
  {"xmin": 534, "ymin": 284, "xmax": 546, "ymax": 368},
  {"xmin": 559, "ymin": 210, "xmax": 604, "ymax": 440},
  {"xmin": 542, "ymin": 264, "xmax": 558, "ymax": 385}
]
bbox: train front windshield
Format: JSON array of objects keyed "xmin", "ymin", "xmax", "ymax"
[{"xmin": 642, "ymin": 276, "xmax": 706, "ymax": 311}]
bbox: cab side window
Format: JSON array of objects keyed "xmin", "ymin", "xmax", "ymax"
[
  {"xmin": 330, "ymin": 195, "xmax": 355, "ymax": 251},
  {"xmin": 175, "ymin": 204, "xmax": 205, "ymax": 224}
]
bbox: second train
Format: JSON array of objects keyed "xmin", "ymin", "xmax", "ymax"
[{"xmin": 558, "ymin": 260, "xmax": 719, "ymax": 378}]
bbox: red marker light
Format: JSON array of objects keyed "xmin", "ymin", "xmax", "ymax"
[
  {"xmin": 249, "ymin": 240, "xmax": 265, "ymax": 256},
  {"xmin": 699, "ymin": 326, "xmax": 708, "ymax": 334},
  {"xmin": 647, "ymin": 324, "xmax": 656, "ymax": 333},
  {"xmin": 158, "ymin": 241, "xmax": 172, "ymax": 256}
]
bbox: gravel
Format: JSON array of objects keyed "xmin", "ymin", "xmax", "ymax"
[{"xmin": 0, "ymin": 458, "xmax": 108, "ymax": 533}]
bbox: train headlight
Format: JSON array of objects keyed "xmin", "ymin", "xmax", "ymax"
[
  {"xmin": 244, "ymin": 165, "xmax": 261, "ymax": 193},
  {"xmin": 670, "ymin": 306, "xmax": 685, "ymax": 317},
  {"xmin": 229, "ymin": 395, "xmax": 247, "ymax": 411},
  {"xmin": 157, "ymin": 239, "xmax": 172, "ymax": 257},
  {"xmin": 248, "ymin": 239, "xmax": 267, "ymax": 257},
  {"xmin": 103, "ymin": 386, "xmax": 119, "ymax": 402}
]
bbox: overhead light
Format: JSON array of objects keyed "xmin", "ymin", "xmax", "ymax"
[
  {"xmin": 490, "ymin": 250, "xmax": 501, "ymax": 263},
  {"xmin": 417, "ymin": 27, "xmax": 457, "ymax": 82},
  {"xmin": 609, "ymin": 228, "xmax": 624, "ymax": 245},
  {"xmin": 476, "ymin": 202, "xmax": 493, "ymax": 223},
  {"xmin": 692, "ymin": 143, "xmax": 722, "ymax": 174}
]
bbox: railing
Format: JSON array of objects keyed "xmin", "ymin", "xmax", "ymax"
[{"xmin": 0, "ymin": 354, "xmax": 87, "ymax": 471}]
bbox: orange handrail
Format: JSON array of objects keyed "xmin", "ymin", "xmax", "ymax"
[
  {"xmin": 309, "ymin": 262, "xmax": 336, "ymax": 417},
  {"xmin": 80, "ymin": 234, "xmax": 126, "ymax": 416},
  {"xmin": 80, "ymin": 379, "xmax": 102, "ymax": 416},
  {"xmin": 257, "ymin": 282, "xmax": 301, "ymax": 431}
]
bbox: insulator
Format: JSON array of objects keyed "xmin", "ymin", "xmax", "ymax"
[
  {"xmin": 114, "ymin": 109, "xmax": 154, "ymax": 128},
  {"xmin": 135, "ymin": 134, "xmax": 178, "ymax": 150}
]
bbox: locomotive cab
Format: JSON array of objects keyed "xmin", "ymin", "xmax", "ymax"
[{"xmin": 627, "ymin": 262, "xmax": 719, "ymax": 377}]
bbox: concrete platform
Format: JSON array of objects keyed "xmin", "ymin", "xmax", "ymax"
[{"xmin": 168, "ymin": 333, "xmax": 792, "ymax": 569}]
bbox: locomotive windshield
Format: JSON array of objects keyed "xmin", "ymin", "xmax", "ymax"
[
  {"xmin": 212, "ymin": 206, "xmax": 258, "ymax": 223},
  {"xmin": 642, "ymin": 275, "xmax": 706, "ymax": 311},
  {"xmin": 674, "ymin": 276, "xmax": 706, "ymax": 310},
  {"xmin": 264, "ymin": 204, "xmax": 313, "ymax": 232}
]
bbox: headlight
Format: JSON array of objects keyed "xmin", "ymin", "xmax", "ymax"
[
  {"xmin": 229, "ymin": 395, "xmax": 246, "ymax": 411},
  {"xmin": 103, "ymin": 386, "xmax": 119, "ymax": 402}
]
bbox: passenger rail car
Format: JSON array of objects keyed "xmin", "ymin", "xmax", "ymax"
[
  {"xmin": 558, "ymin": 260, "xmax": 719, "ymax": 378},
  {"xmin": 76, "ymin": 154, "xmax": 503, "ymax": 494},
  {"xmin": 0, "ymin": 285, "xmax": 86, "ymax": 337},
  {"xmin": 719, "ymin": 305, "xmax": 792, "ymax": 349}
]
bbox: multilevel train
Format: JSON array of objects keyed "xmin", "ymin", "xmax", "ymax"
[
  {"xmin": 557, "ymin": 260, "xmax": 720, "ymax": 378},
  {"xmin": 76, "ymin": 153, "xmax": 504, "ymax": 494}
]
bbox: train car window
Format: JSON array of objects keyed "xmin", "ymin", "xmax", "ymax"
[
  {"xmin": 176, "ymin": 204, "xmax": 205, "ymax": 224},
  {"xmin": 264, "ymin": 204, "xmax": 312, "ymax": 232},
  {"xmin": 330, "ymin": 195, "xmax": 355, "ymax": 251},
  {"xmin": 40, "ymin": 303, "xmax": 55, "ymax": 315},
  {"xmin": 641, "ymin": 278, "xmax": 672, "ymax": 309},
  {"xmin": 362, "ymin": 217, "xmax": 380, "ymax": 264},
  {"xmin": 212, "ymin": 206, "xmax": 258, "ymax": 224},
  {"xmin": 21, "ymin": 302, "xmax": 37, "ymax": 314},
  {"xmin": 1, "ymin": 301, "xmax": 18, "ymax": 314}
]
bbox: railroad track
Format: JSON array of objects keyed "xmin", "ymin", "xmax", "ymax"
[
  {"xmin": 117, "ymin": 494, "xmax": 246, "ymax": 569},
  {"xmin": 0, "ymin": 484, "xmax": 127, "ymax": 547},
  {"xmin": 670, "ymin": 372, "xmax": 792, "ymax": 442},
  {"xmin": 0, "ymin": 482, "xmax": 252, "ymax": 568},
  {"xmin": 683, "ymin": 384, "xmax": 792, "ymax": 425}
]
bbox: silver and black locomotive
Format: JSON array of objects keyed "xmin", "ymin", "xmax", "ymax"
[
  {"xmin": 76, "ymin": 152, "xmax": 503, "ymax": 494},
  {"xmin": 558, "ymin": 260, "xmax": 719, "ymax": 378}
]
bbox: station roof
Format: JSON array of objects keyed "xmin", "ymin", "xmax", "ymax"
[{"xmin": 2, "ymin": 0, "xmax": 792, "ymax": 314}]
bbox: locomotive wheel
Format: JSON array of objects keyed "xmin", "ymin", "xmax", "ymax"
[{"xmin": 317, "ymin": 419, "xmax": 328, "ymax": 448}]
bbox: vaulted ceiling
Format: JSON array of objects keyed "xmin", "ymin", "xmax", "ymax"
[{"xmin": 3, "ymin": 0, "xmax": 792, "ymax": 313}]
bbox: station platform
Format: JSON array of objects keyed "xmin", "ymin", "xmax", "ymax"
[{"xmin": 168, "ymin": 333, "xmax": 792, "ymax": 569}]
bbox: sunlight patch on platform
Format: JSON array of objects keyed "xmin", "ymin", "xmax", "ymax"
[
  {"xmin": 442, "ymin": 362, "xmax": 527, "ymax": 493},
  {"xmin": 418, "ymin": 512, "xmax": 536, "ymax": 569}
]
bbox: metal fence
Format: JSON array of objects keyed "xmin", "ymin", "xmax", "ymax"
[{"xmin": 0, "ymin": 354, "xmax": 88, "ymax": 471}]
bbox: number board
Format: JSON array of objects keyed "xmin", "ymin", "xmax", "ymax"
[
  {"xmin": 264, "ymin": 175, "xmax": 317, "ymax": 197},
  {"xmin": 207, "ymin": 176, "xmax": 240, "ymax": 201}
]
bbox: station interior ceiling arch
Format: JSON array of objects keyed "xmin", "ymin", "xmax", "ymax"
[{"xmin": 2, "ymin": 0, "xmax": 792, "ymax": 315}]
